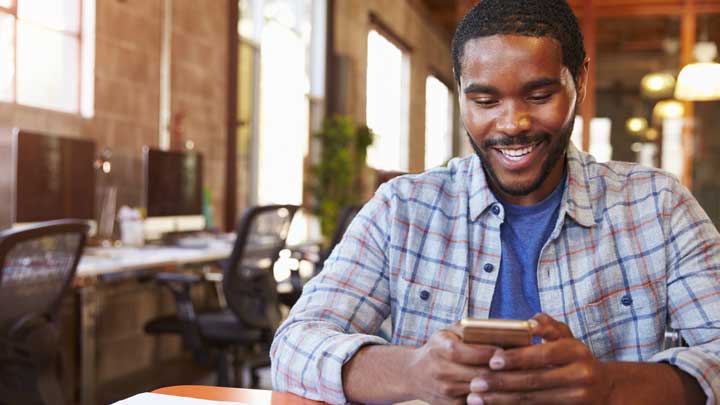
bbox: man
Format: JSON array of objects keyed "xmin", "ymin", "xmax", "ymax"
[{"xmin": 271, "ymin": 1, "xmax": 720, "ymax": 404}]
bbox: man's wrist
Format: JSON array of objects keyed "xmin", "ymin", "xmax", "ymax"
[
  {"xmin": 342, "ymin": 344, "xmax": 417, "ymax": 403},
  {"xmin": 603, "ymin": 361, "xmax": 705, "ymax": 405}
]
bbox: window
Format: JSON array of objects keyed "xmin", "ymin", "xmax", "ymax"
[
  {"xmin": 366, "ymin": 29, "xmax": 410, "ymax": 172},
  {"xmin": 425, "ymin": 75, "xmax": 453, "ymax": 169},
  {"xmin": 571, "ymin": 116, "xmax": 613, "ymax": 162},
  {"xmin": 661, "ymin": 117, "xmax": 684, "ymax": 177},
  {"xmin": 239, "ymin": 0, "xmax": 314, "ymax": 206},
  {"xmin": 0, "ymin": 0, "xmax": 94, "ymax": 116}
]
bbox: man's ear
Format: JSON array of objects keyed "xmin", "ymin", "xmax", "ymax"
[{"xmin": 576, "ymin": 57, "xmax": 590, "ymax": 105}]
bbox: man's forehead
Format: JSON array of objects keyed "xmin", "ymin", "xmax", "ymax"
[
  {"xmin": 460, "ymin": 34, "xmax": 566, "ymax": 81},
  {"xmin": 463, "ymin": 34, "xmax": 563, "ymax": 63}
]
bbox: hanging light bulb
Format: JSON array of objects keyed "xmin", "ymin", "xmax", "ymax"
[
  {"xmin": 626, "ymin": 117, "xmax": 648, "ymax": 134},
  {"xmin": 641, "ymin": 72, "xmax": 676, "ymax": 98},
  {"xmin": 653, "ymin": 99, "xmax": 685, "ymax": 121},
  {"xmin": 675, "ymin": 41, "xmax": 720, "ymax": 101}
]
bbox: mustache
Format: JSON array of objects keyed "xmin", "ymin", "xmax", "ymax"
[{"xmin": 483, "ymin": 132, "xmax": 550, "ymax": 148}]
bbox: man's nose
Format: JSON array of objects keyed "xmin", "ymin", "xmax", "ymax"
[{"xmin": 495, "ymin": 103, "xmax": 531, "ymax": 135}]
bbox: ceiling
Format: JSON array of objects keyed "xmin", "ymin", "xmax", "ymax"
[
  {"xmin": 417, "ymin": 0, "xmax": 463, "ymax": 36},
  {"xmin": 416, "ymin": 0, "xmax": 720, "ymax": 38}
]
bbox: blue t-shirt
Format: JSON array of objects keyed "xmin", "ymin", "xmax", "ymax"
[{"xmin": 489, "ymin": 176, "xmax": 566, "ymax": 320}]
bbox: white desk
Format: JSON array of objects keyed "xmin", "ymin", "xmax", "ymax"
[
  {"xmin": 75, "ymin": 241, "xmax": 235, "ymax": 405},
  {"xmin": 78, "ymin": 243, "xmax": 234, "ymax": 280}
]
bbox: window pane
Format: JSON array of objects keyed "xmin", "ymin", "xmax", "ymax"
[
  {"xmin": 18, "ymin": 0, "xmax": 79, "ymax": 33},
  {"xmin": 80, "ymin": 0, "xmax": 95, "ymax": 118},
  {"xmin": 425, "ymin": 76, "xmax": 453, "ymax": 169},
  {"xmin": 17, "ymin": 21, "xmax": 78, "ymax": 112},
  {"xmin": 366, "ymin": 30, "xmax": 409, "ymax": 171},
  {"xmin": 257, "ymin": 20, "xmax": 308, "ymax": 205},
  {"xmin": 0, "ymin": 12, "xmax": 14, "ymax": 101}
]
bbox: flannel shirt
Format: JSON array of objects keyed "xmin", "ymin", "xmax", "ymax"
[{"xmin": 271, "ymin": 143, "xmax": 720, "ymax": 404}]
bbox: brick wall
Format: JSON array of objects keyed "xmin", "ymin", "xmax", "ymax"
[
  {"xmin": 0, "ymin": 0, "xmax": 231, "ymax": 229},
  {"xmin": 170, "ymin": 0, "xmax": 229, "ymax": 228},
  {"xmin": 333, "ymin": 0, "xmax": 455, "ymax": 173}
]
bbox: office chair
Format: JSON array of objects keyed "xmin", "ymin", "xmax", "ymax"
[
  {"xmin": 0, "ymin": 220, "xmax": 89, "ymax": 405},
  {"xmin": 277, "ymin": 204, "xmax": 363, "ymax": 308},
  {"xmin": 145, "ymin": 204, "xmax": 299, "ymax": 388}
]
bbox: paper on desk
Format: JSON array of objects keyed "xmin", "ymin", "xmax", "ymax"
[{"xmin": 113, "ymin": 392, "xmax": 249, "ymax": 405}]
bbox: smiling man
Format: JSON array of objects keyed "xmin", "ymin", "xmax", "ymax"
[{"xmin": 270, "ymin": 1, "xmax": 720, "ymax": 404}]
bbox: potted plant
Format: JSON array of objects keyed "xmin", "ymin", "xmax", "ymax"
[{"xmin": 310, "ymin": 115, "xmax": 374, "ymax": 245}]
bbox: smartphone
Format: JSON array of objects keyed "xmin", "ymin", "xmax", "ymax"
[{"xmin": 457, "ymin": 318, "xmax": 532, "ymax": 348}]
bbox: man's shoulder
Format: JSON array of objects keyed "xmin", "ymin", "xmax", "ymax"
[
  {"xmin": 576, "ymin": 152, "xmax": 684, "ymax": 204},
  {"xmin": 377, "ymin": 155, "xmax": 475, "ymax": 203}
]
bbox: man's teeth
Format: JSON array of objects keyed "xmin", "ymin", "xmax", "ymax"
[{"xmin": 498, "ymin": 143, "xmax": 538, "ymax": 160}]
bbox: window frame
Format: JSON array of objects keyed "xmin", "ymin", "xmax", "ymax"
[
  {"xmin": 365, "ymin": 17, "xmax": 412, "ymax": 172},
  {"xmin": 424, "ymin": 72, "xmax": 455, "ymax": 169},
  {"xmin": 0, "ymin": 0, "xmax": 88, "ymax": 114}
]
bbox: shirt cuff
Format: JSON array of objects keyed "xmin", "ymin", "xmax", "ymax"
[
  {"xmin": 317, "ymin": 333, "xmax": 389, "ymax": 404},
  {"xmin": 649, "ymin": 347, "xmax": 720, "ymax": 405}
]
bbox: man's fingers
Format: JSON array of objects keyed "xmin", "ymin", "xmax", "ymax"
[
  {"xmin": 467, "ymin": 386, "xmax": 594, "ymax": 405},
  {"xmin": 488, "ymin": 339, "xmax": 591, "ymax": 370},
  {"xmin": 470, "ymin": 362, "xmax": 597, "ymax": 393},
  {"xmin": 530, "ymin": 313, "xmax": 574, "ymax": 341},
  {"xmin": 435, "ymin": 329, "xmax": 499, "ymax": 365}
]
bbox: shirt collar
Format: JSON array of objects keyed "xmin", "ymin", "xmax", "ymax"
[
  {"xmin": 466, "ymin": 142, "xmax": 596, "ymax": 228},
  {"xmin": 563, "ymin": 142, "xmax": 596, "ymax": 228}
]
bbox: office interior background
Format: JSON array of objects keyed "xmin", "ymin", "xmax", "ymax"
[{"xmin": 1, "ymin": 0, "xmax": 719, "ymax": 404}]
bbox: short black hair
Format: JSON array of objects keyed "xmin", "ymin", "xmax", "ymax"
[{"xmin": 451, "ymin": 0, "xmax": 586, "ymax": 84}]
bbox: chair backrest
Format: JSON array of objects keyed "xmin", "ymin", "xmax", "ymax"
[
  {"xmin": 223, "ymin": 205, "xmax": 299, "ymax": 330},
  {"xmin": 0, "ymin": 220, "xmax": 89, "ymax": 329}
]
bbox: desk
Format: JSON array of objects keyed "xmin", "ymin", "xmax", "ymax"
[
  {"xmin": 75, "ymin": 242, "xmax": 234, "ymax": 405},
  {"xmin": 153, "ymin": 386, "xmax": 324, "ymax": 404}
]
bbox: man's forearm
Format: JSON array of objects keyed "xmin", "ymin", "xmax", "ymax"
[
  {"xmin": 342, "ymin": 344, "xmax": 416, "ymax": 404},
  {"xmin": 605, "ymin": 362, "xmax": 706, "ymax": 404}
]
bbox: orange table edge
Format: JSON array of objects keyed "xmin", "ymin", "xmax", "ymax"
[{"xmin": 153, "ymin": 385, "xmax": 325, "ymax": 405}]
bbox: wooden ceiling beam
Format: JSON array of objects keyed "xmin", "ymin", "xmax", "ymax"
[{"xmin": 571, "ymin": 1, "xmax": 720, "ymax": 17}]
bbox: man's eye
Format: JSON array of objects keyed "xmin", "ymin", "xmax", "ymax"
[
  {"xmin": 473, "ymin": 99, "xmax": 497, "ymax": 106},
  {"xmin": 527, "ymin": 93, "xmax": 552, "ymax": 102}
]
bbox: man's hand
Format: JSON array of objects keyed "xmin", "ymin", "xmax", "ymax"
[
  {"xmin": 467, "ymin": 313, "xmax": 612, "ymax": 405},
  {"xmin": 405, "ymin": 328, "xmax": 497, "ymax": 405}
]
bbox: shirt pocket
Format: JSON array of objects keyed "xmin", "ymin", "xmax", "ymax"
[
  {"xmin": 392, "ymin": 278, "xmax": 464, "ymax": 346},
  {"xmin": 579, "ymin": 281, "xmax": 666, "ymax": 361}
]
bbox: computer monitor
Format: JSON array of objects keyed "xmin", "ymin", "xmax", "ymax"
[
  {"xmin": 14, "ymin": 130, "xmax": 96, "ymax": 224},
  {"xmin": 143, "ymin": 148, "xmax": 203, "ymax": 218}
]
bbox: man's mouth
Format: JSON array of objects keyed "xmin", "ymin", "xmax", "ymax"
[{"xmin": 493, "ymin": 141, "xmax": 543, "ymax": 162}]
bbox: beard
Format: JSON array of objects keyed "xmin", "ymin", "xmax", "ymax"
[{"xmin": 467, "ymin": 115, "xmax": 575, "ymax": 197}]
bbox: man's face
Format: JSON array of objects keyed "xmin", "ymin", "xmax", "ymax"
[{"xmin": 458, "ymin": 35, "xmax": 586, "ymax": 205}]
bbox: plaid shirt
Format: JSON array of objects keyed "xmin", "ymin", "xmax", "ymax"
[{"xmin": 271, "ymin": 144, "xmax": 720, "ymax": 404}]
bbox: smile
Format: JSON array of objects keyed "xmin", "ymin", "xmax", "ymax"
[{"xmin": 494, "ymin": 141, "xmax": 542, "ymax": 161}]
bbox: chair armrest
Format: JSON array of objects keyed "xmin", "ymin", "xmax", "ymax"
[
  {"xmin": 153, "ymin": 272, "xmax": 201, "ymax": 323},
  {"xmin": 156, "ymin": 272, "xmax": 202, "ymax": 285}
]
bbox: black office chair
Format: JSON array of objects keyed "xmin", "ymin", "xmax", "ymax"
[
  {"xmin": 0, "ymin": 220, "xmax": 89, "ymax": 405},
  {"xmin": 145, "ymin": 204, "xmax": 299, "ymax": 387},
  {"xmin": 277, "ymin": 204, "xmax": 363, "ymax": 308}
]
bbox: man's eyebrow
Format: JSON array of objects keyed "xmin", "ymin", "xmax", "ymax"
[
  {"xmin": 463, "ymin": 78, "xmax": 561, "ymax": 95},
  {"xmin": 521, "ymin": 78, "xmax": 561, "ymax": 93},
  {"xmin": 463, "ymin": 83, "xmax": 499, "ymax": 95}
]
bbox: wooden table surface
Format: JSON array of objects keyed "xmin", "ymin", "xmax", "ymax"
[{"xmin": 153, "ymin": 386, "xmax": 325, "ymax": 404}]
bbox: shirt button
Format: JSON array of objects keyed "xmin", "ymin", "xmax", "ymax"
[
  {"xmin": 419, "ymin": 290, "xmax": 430, "ymax": 301},
  {"xmin": 483, "ymin": 263, "xmax": 494, "ymax": 273},
  {"xmin": 491, "ymin": 204, "xmax": 501, "ymax": 216},
  {"xmin": 621, "ymin": 295, "xmax": 633, "ymax": 306}
]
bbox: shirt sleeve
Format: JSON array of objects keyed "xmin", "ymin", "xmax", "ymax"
[
  {"xmin": 648, "ymin": 177, "xmax": 720, "ymax": 405},
  {"xmin": 270, "ymin": 184, "xmax": 394, "ymax": 404}
]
